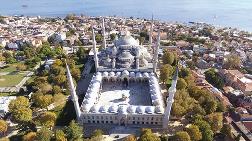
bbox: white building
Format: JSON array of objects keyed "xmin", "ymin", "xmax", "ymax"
[{"xmin": 67, "ymin": 21, "xmax": 178, "ymax": 129}]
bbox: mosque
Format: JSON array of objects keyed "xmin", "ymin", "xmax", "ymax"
[{"xmin": 66, "ymin": 18, "xmax": 178, "ymax": 128}]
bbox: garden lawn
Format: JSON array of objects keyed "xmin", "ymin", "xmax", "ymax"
[
  {"xmin": 0, "ymin": 65, "xmax": 17, "ymax": 73},
  {"xmin": 0, "ymin": 73, "xmax": 26, "ymax": 87}
]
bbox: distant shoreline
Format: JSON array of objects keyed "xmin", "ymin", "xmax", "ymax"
[{"xmin": 1, "ymin": 13, "xmax": 251, "ymax": 33}]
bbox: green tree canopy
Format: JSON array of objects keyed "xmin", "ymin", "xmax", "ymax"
[
  {"xmin": 160, "ymin": 64, "xmax": 173, "ymax": 83},
  {"xmin": 23, "ymin": 132, "xmax": 37, "ymax": 141},
  {"xmin": 206, "ymin": 112, "xmax": 223, "ymax": 133},
  {"xmin": 0, "ymin": 120, "xmax": 8, "ymax": 135},
  {"xmin": 64, "ymin": 120, "xmax": 83, "ymax": 141},
  {"xmin": 173, "ymin": 131, "xmax": 191, "ymax": 141},
  {"xmin": 162, "ymin": 51, "xmax": 175, "ymax": 65},
  {"xmin": 220, "ymin": 124, "xmax": 233, "ymax": 138},
  {"xmin": 55, "ymin": 129, "xmax": 67, "ymax": 141},
  {"xmin": 123, "ymin": 135, "xmax": 137, "ymax": 141},
  {"xmin": 186, "ymin": 125, "xmax": 202, "ymax": 141},
  {"xmin": 138, "ymin": 128, "xmax": 160, "ymax": 141},
  {"xmin": 36, "ymin": 127, "xmax": 53, "ymax": 141},
  {"xmin": 8, "ymin": 96, "xmax": 32, "ymax": 122},
  {"xmin": 38, "ymin": 112, "xmax": 57, "ymax": 128},
  {"xmin": 177, "ymin": 78, "xmax": 187, "ymax": 90},
  {"xmin": 224, "ymin": 54, "xmax": 241, "ymax": 69}
]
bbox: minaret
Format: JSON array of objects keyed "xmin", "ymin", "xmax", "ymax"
[
  {"xmin": 66, "ymin": 63, "xmax": 81, "ymax": 120},
  {"xmin": 153, "ymin": 29, "xmax": 160, "ymax": 73},
  {"xmin": 149, "ymin": 15, "xmax": 153, "ymax": 49},
  {"xmin": 102, "ymin": 18, "xmax": 106, "ymax": 49},
  {"xmin": 92, "ymin": 27, "xmax": 99, "ymax": 71},
  {"xmin": 163, "ymin": 67, "xmax": 178, "ymax": 129}
]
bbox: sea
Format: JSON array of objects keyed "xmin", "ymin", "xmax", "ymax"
[{"xmin": 0, "ymin": 0, "xmax": 252, "ymax": 31}]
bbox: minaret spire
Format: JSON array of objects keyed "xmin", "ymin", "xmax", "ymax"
[
  {"xmin": 149, "ymin": 14, "xmax": 153, "ymax": 49},
  {"xmin": 66, "ymin": 63, "xmax": 81, "ymax": 120},
  {"xmin": 92, "ymin": 27, "xmax": 99, "ymax": 71},
  {"xmin": 102, "ymin": 18, "xmax": 106, "ymax": 49},
  {"xmin": 163, "ymin": 66, "xmax": 179, "ymax": 128},
  {"xmin": 153, "ymin": 28, "xmax": 160, "ymax": 73}
]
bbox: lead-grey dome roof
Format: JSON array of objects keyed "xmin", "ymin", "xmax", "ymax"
[{"xmin": 115, "ymin": 35, "xmax": 139, "ymax": 46}]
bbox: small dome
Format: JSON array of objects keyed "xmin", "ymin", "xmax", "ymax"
[
  {"xmin": 115, "ymin": 35, "xmax": 139, "ymax": 46},
  {"xmin": 109, "ymin": 105, "xmax": 118, "ymax": 113},
  {"xmin": 99, "ymin": 106, "xmax": 107, "ymax": 113},
  {"xmin": 118, "ymin": 106, "xmax": 127, "ymax": 114},
  {"xmin": 122, "ymin": 70, "xmax": 129, "ymax": 76},
  {"xmin": 82, "ymin": 99, "xmax": 90, "ymax": 105},
  {"xmin": 155, "ymin": 106, "xmax": 164, "ymax": 114},
  {"xmin": 116, "ymin": 72, "xmax": 121, "ymax": 77},
  {"xmin": 109, "ymin": 71, "xmax": 115, "ymax": 77},
  {"xmin": 143, "ymin": 72, "xmax": 149, "ymax": 78},
  {"xmin": 103, "ymin": 72, "xmax": 109, "ymax": 77},
  {"xmin": 136, "ymin": 106, "xmax": 145, "ymax": 114},
  {"xmin": 90, "ymin": 105, "xmax": 99, "ymax": 113},
  {"xmin": 145, "ymin": 106, "xmax": 154, "ymax": 114},
  {"xmin": 136, "ymin": 72, "xmax": 142, "ymax": 78},
  {"xmin": 81, "ymin": 104, "xmax": 91, "ymax": 112},
  {"xmin": 129, "ymin": 72, "xmax": 135, "ymax": 77},
  {"xmin": 127, "ymin": 106, "xmax": 135, "ymax": 113}
]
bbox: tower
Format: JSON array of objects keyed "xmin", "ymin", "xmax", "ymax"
[
  {"xmin": 66, "ymin": 63, "xmax": 81, "ymax": 120},
  {"xmin": 153, "ymin": 29, "xmax": 160, "ymax": 73},
  {"xmin": 149, "ymin": 15, "xmax": 153, "ymax": 49},
  {"xmin": 163, "ymin": 66, "xmax": 178, "ymax": 128},
  {"xmin": 102, "ymin": 18, "xmax": 107, "ymax": 49},
  {"xmin": 92, "ymin": 27, "xmax": 99, "ymax": 71}
]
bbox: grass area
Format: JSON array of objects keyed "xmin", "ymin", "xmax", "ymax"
[
  {"xmin": 0, "ymin": 92, "xmax": 19, "ymax": 96},
  {"xmin": 0, "ymin": 73, "xmax": 26, "ymax": 87},
  {"xmin": 0, "ymin": 64, "xmax": 17, "ymax": 73},
  {"xmin": 166, "ymin": 78, "xmax": 172, "ymax": 89}
]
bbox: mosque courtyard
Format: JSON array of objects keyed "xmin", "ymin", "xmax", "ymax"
[{"xmin": 97, "ymin": 82, "xmax": 152, "ymax": 106}]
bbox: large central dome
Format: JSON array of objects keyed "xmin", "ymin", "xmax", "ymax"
[{"xmin": 115, "ymin": 31, "xmax": 139, "ymax": 46}]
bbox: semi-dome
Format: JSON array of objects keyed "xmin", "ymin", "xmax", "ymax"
[
  {"xmin": 115, "ymin": 35, "xmax": 139, "ymax": 46},
  {"xmin": 109, "ymin": 71, "xmax": 115, "ymax": 77},
  {"xmin": 103, "ymin": 71, "xmax": 109, "ymax": 77},
  {"xmin": 116, "ymin": 72, "xmax": 121, "ymax": 77},
  {"xmin": 119, "ymin": 50, "xmax": 134, "ymax": 60},
  {"xmin": 129, "ymin": 72, "xmax": 135, "ymax": 77},
  {"xmin": 118, "ymin": 106, "xmax": 127, "ymax": 114}
]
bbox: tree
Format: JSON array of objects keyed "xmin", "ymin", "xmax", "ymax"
[
  {"xmin": 206, "ymin": 112, "xmax": 223, "ymax": 133},
  {"xmin": 186, "ymin": 125, "xmax": 202, "ymax": 141},
  {"xmin": 162, "ymin": 52, "xmax": 175, "ymax": 65},
  {"xmin": 32, "ymin": 93, "xmax": 53, "ymax": 108},
  {"xmin": 38, "ymin": 112, "xmax": 57, "ymax": 128},
  {"xmin": 53, "ymin": 85, "xmax": 62, "ymax": 94},
  {"xmin": 138, "ymin": 128, "xmax": 160, "ymax": 141},
  {"xmin": 23, "ymin": 132, "xmax": 37, "ymax": 141},
  {"xmin": 224, "ymin": 54, "xmax": 241, "ymax": 69},
  {"xmin": 95, "ymin": 34, "xmax": 103, "ymax": 43},
  {"xmin": 16, "ymin": 63, "xmax": 27, "ymax": 71},
  {"xmin": 91, "ymin": 129, "xmax": 103, "ymax": 138},
  {"xmin": 8, "ymin": 96, "xmax": 32, "ymax": 122},
  {"xmin": 179, "ymin": 68, "xmax": 190, "ymax": 78},
  {"xmin": 53, "ymin": 93, "xmax": 66, "ymax": 108},
  {"xmin": 159, "ymin": 64, "xmax": 173, "ymax": 83},
  {"xmin": 36, "ymin": 127, "xmax": 53, "ymax": 141},
  {"xmin": 55, "ymin": 129, "xmax": 67, "ymax": 141},
  {"xmin": 123, "ymin": 135, "xmax": 137, "ymax": 141},
  {"xmin": 173, "ymin": 131, "xmax": 191, "ymax": 141},
  {"xmin": 65, "ymin": 120, "xmax": 83, "ymax": 141},
  {"xmin": 0, "ymin": 120, "xmax": 7, "ymax": 136},
  {"xmin": 194, "ymin": 120, "xmax": 213, "ymax": 141},
  {"xmin": 204, "ymin": 99, "xmax": 217, "ymax": 114},
  {"xmin": 76, "ymin": 47, "xmax": 86, "ymax": 61},
  {"xmin": 53, "ymin": 75, "xmax": 67, "ymax": 86},
  {"xmin": 220, "ymin": 124, "xmax": 233, "ymax": 138},
  {"xmin": 71, "ymin": 68, "xmax": 81, "ymax": 81},
  {"xmin": 204, "ymin": 69, "xmax": 224, "ymax": 89},
  {"xmin": 38, "ymin": 83, "xmax": 52, "ymax": 94},
  {"xmin": 177, "ymin": 78, "xmax": 187, "ymax": 90},
  {"xmin": 110, "ymin": 33, "xmax": 116, "ymax": 41}
]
